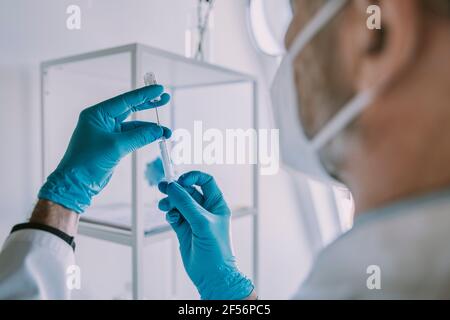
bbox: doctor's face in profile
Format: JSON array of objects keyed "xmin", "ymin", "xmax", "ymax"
[
  {"xmin": 283, "ymin": 0, "xmax": 404, "ymax": 182},
  {"xmin": 285, "ymin": 0, "xmax": 355, "ymax": 139},
  {"xmin": 284, "ymin": 0, "xmax": 361, "ymax": 181},
  {"xmin": 284, "ymin": 0, "xmax": 450, "ymax": 213}
]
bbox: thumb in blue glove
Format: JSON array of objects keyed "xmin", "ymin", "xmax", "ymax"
[
  {"xmin": 158, "ymin": 171, "xmax": 254, "ymax": 300},
  {"xmin": 39, "ymin": 85, "xmax": 171, "ymax": 213}
]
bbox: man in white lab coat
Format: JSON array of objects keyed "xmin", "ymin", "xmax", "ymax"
[{"xmin": 1, "ymin": 0, "xmax": 450, "ymax": 299}]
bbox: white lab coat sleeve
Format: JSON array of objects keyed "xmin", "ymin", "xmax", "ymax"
[{"xmin": 0, "ymin": 229, "xmax": 75, "ymax": 299}]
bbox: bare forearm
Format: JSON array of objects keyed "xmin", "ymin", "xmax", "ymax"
[{"xmin": 29, "ymin": 200, "xmax": 79, "ymax": 236}]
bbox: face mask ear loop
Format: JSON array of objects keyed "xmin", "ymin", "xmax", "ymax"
[
  {"xmin": 287, "ymin": 0, "xmax": 349, "ymax": 60},
  {"xmin": 311, "ymin": 90, "xmax": 377, "ymax": 151}
]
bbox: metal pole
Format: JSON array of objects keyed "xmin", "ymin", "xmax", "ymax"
[
  {"xmin": 40, "ymin": 65, "xmax": 47, "ymax": 183},
  {"xmin": 252, "ymin": 80, "xmax": 259, "ymax": 289},
  {"xmin": 169, "ymin": 87, "xmax": 178, "ymax": 299},
  {"xmin": 131, "ymin": 44, "xmax": 145, "ymax": 300}
]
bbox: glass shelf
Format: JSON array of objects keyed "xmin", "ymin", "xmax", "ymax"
[{"xmin": 41, "ymin": 43, "xmax": 254, "ymax": 90}]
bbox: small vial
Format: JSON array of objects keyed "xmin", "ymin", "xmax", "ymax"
[
  {"xmin": 144, "ymin": 72, "xmax": 157, "ymax": 86},
  {"xmin": 144, "ymin": 72, "xmax": 175, "ymax": 182}
]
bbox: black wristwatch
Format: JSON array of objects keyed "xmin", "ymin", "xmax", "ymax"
[{"xmin": 11, "ymin": 222, "xmax": 76, "ymax": 251}]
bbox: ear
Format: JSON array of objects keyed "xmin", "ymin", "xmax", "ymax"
[{"xmin": 352, "ymin": 0, "xmax": 423, "ymax": 90}]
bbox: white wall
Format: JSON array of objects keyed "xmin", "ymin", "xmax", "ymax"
[{"xmin": 0, "ymin": 0, "xmax": 315, "ymax": 299}]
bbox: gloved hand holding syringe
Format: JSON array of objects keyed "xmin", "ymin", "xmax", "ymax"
[{"xmin": 144, "ymin": 72, "xmax": 176, "ymax": 182}]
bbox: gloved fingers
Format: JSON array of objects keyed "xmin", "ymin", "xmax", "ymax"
[
  {"xmin": 178, "ymin": 171, "xmax": 223, "ymax": 200},
  {"xmin": 158, "ymin": 196, "xmax": 173, "ymax": 211},
  {"xmin": 158, "ymin": 195, "xmax": 194, "ymax": 242},
  {"xmin": 120, "ymin": 122, "xmax": 171, "ymax": 153},
  {"xmin": 116, "ymin": 111, "xmax": 131, "ymax": 124},
  {"xmin": 121, "ymin": 91, "xmax": 170, "ymax": 115},
  {"xmin": 98, "ymin": 85, "xmax": 168, "ymax": 119},
  {"xmin": 120, "ymin": 120, "xmax": 149, "ymax": 132},
  {"xmin": 158, "ymin": 181, "xmax": 169, "ymax": 194},
  {"xmin": 162, "ymin": 126, "xmax": 172, "ymax": 139},
  {"xmin": 159, "ymin": 181, "xmax": 205, "ymax": 205},
  {"xmin": 166, "ymin": 209, "xmax": 191, "ymax": 243},
  {"xmin": 121, "ymin": 121, "xmax": 172, "ymax": 138},
  {"xmin": 166, "ymin": 182, "xmax": 207, "ymax": 226},
  {"xmin": 184, "ymin": 185, "xmax": 205, "ymax": 205},
  {"xmin": 113, "ymin": 93, "xmax": 171, "ymax": 125},
  {"xmin": 139, "ymin": 93, "xmax": 171, "ymax": 109},
  {"xmin": 166, "ymin": 209, "xmax": 182, "ymax": 224}
]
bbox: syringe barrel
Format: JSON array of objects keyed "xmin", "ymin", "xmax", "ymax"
[
  {"xmin": 159, "ymin": 139, "xmax": 175, "ymax": 182},
  {"xmin": 144, "ymin": 72, "xmax": 175, "ymax": 181}
]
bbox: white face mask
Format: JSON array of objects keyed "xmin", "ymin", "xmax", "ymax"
[{"xmin": 270, "ymin": 0, "xmax": 377, "ymax": 183}]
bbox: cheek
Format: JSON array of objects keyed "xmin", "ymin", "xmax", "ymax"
[
  {"xmin": 292, "ymin": 17, "xmax": 356, "ymax": 140},
  {"xmin": 293, "ymin": 48, "xmax": 324, "ymax": 139},
  {"xmin": 337, "ymin": 17, "xmax": 359, "ymax": 91},
  {"xmin": 293, "ymin": 31, "xmax": 338, "ymax": 139}
]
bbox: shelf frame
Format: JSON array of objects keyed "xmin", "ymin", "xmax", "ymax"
[
  {"xmin": 41, "ymin": 43, "xmax": 259, "ymax": 300},
  {"xmin": 78, "ymin": 207, "xmax": 256, "ymax": 245}
]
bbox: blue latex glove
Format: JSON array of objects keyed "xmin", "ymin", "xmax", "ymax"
[
  {"xmin": 39, "ymin": 85, "xmax": 171, "ymax": 213},
  {"xmin": 158, "ymin": 171, "xmax": 254, "ymax": 300}
]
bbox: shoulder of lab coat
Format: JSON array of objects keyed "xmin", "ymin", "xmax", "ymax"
[
  {"xmin": 0, "ymin": 229, "xmax": 75, "ymax": 300},
  {"xmin": 294, "ymin": 189, "xmax": 450, "ymax": 299}
]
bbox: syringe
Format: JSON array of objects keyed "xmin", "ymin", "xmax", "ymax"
[{"xmin": 144, "ymin": 72, "xmax": 175, "ymax": 182}]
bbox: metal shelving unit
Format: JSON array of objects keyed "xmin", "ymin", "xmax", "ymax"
[{"xmin": 41, "ymin": 43, "xmax": 259, "ymax": 299}]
